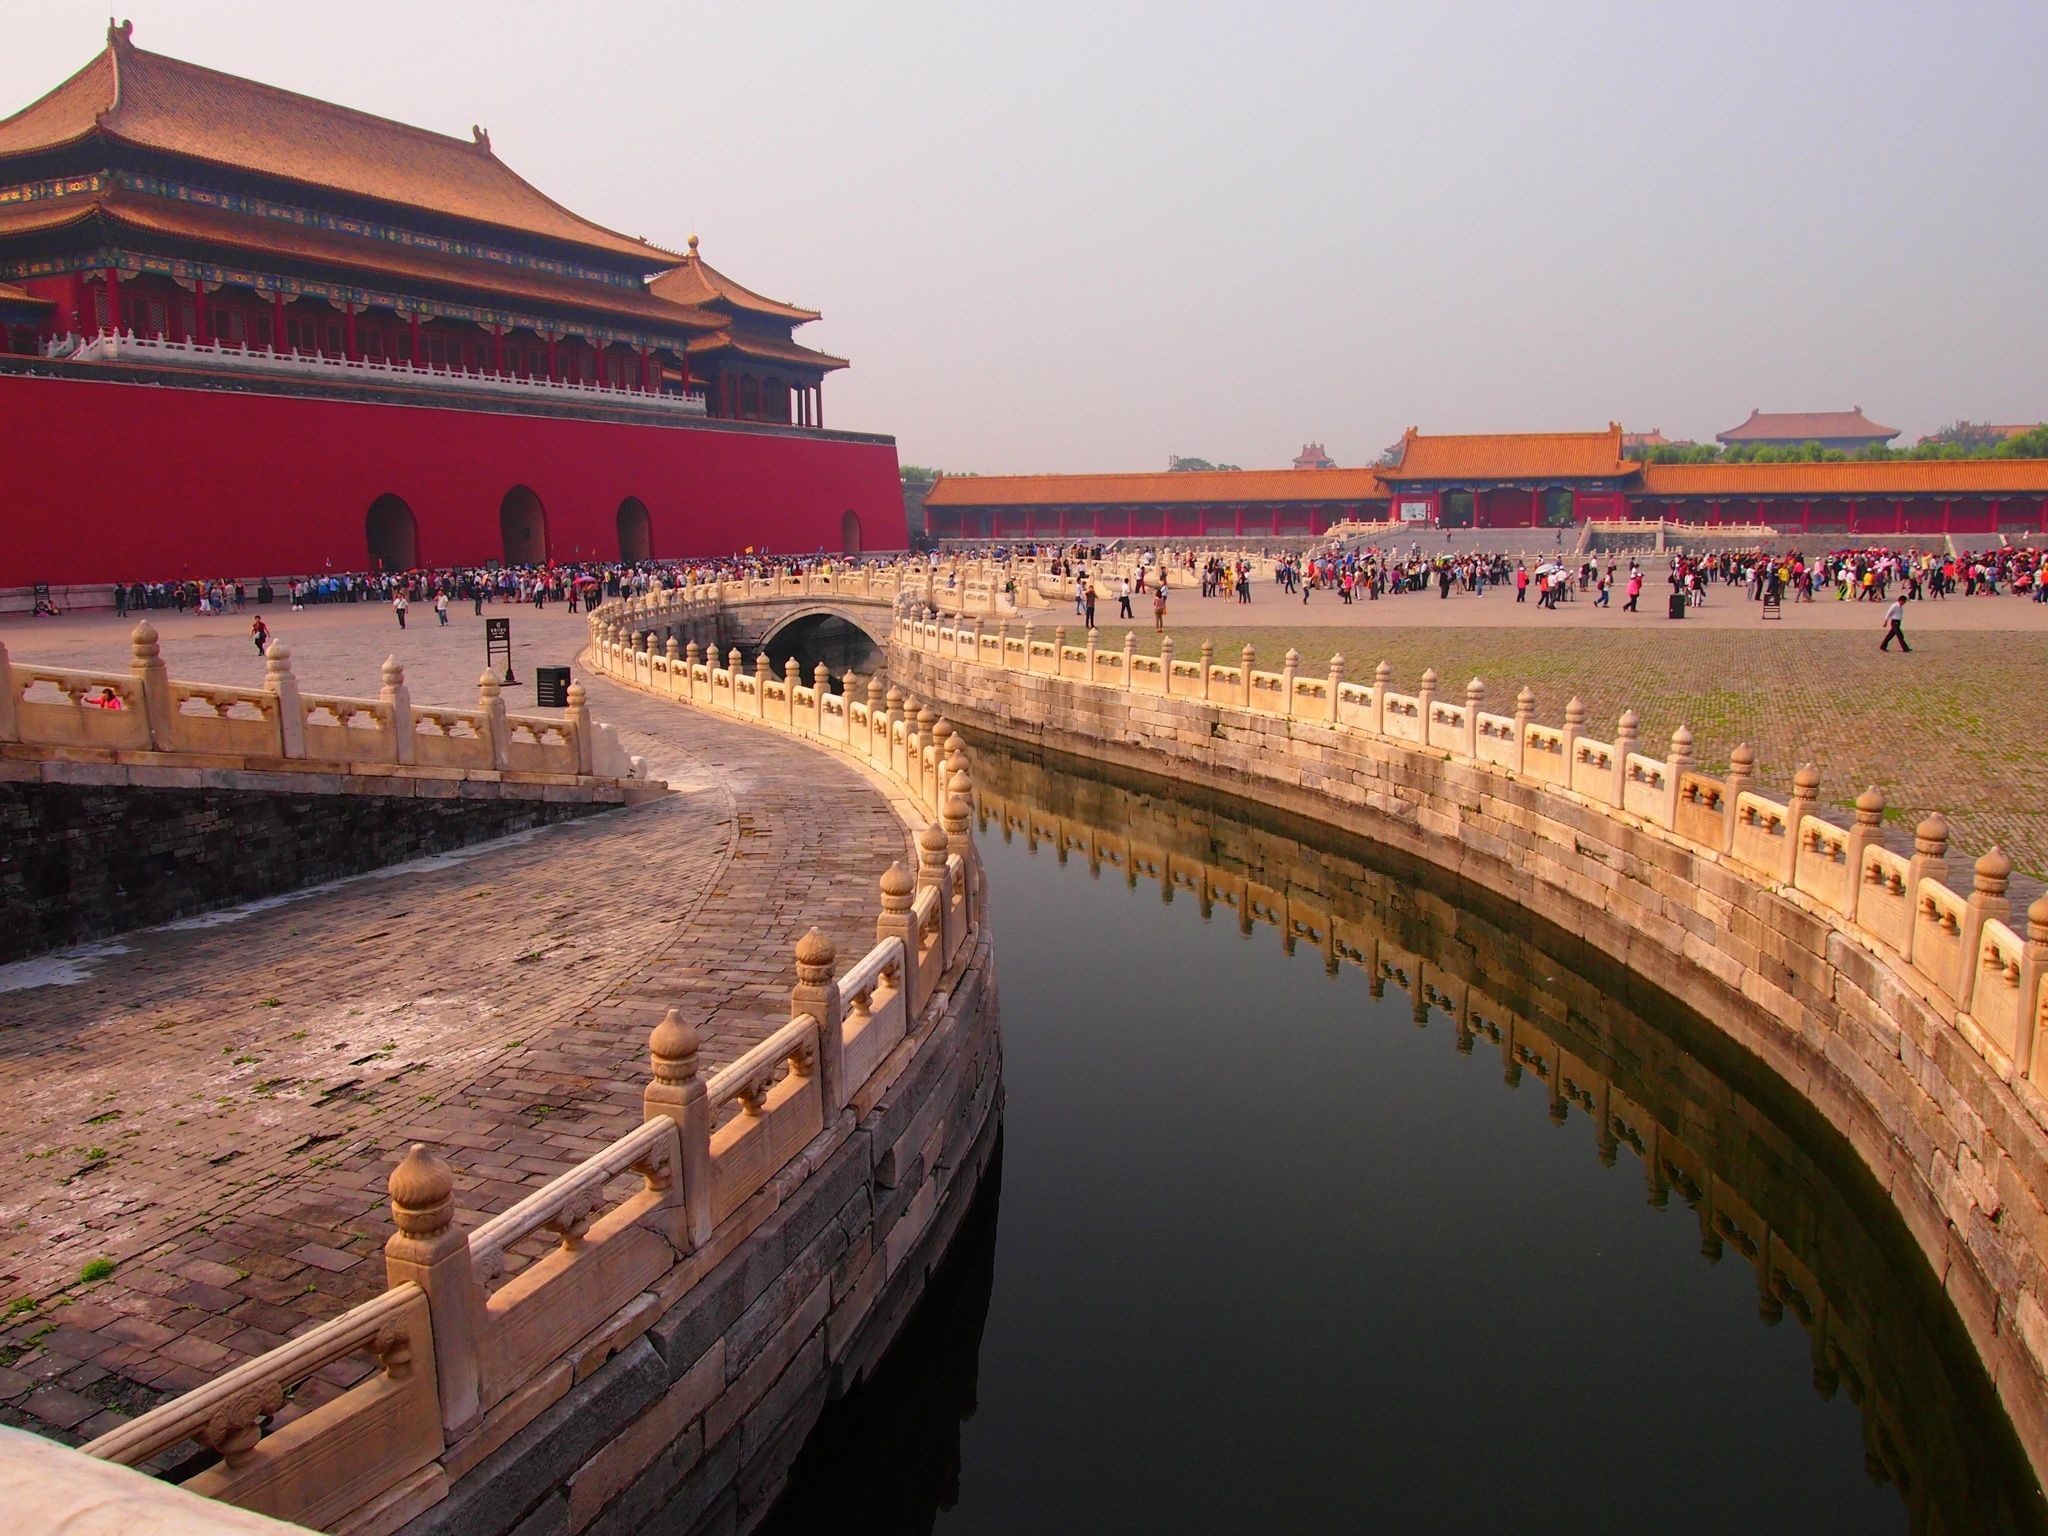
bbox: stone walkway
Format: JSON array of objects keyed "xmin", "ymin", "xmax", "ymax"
[{"xmin": 0, "ymin": 604, "xmax": 910, "ymax": 1446}]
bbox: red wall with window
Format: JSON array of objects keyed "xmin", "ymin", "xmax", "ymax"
[{"xmin": 0, "ymin": 371, "xmax": 905, "ymax": 583}]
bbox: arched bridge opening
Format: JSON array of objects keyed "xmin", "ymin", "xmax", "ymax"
[{"xmin": 755, "ymin": 609, "xmax": 887, "ymax": 682}]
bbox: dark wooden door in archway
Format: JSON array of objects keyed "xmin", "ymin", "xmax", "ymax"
[
  {"xmin": 366, "ymin": 493, "xmax": 419, "ymax": 572},
  {"xmin": 840, "ymin": 509, "xmax": 862, "ymax": 556},
  {"xmin": 617, "ymin": 497, "xmax": 652, "ymax": 561},
  {"xmin": 500, "ymin": 485, "xmax": 548, "ymax": 565}
]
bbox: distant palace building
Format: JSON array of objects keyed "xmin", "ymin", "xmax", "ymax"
[
  {"xmin": 1292, "ymin": 442, "xmax": 1336, "ymax": 469},
  {"xmin": 0, "ymin": 24, "xmax": 900, "ymax": 584},
  {"xmin": 1715, "ymin": 408, "xmax": 1900, "ymax": 454},
  {"xmin": 923, "ymin": 420, "xmax": 2048, "ymax": 541}
]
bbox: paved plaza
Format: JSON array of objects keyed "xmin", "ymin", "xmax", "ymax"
[{"xmin": 0, "ymin": 600, "xmax": 909, "ymax": 1445}]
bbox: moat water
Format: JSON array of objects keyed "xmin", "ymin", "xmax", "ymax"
[{"xmin": 764, "ymin": 738, "xmax": 2046, "ymax": 1535}]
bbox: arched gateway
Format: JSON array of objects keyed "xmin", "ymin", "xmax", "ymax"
[
  {"xmin": 500, "ymin": 486, "xmax": 548, "ymax": 565},
  {"xmin": 617, "ymin": 497, "xmax": 652, "ymax": 561},
  {"xmin": 365, "ymin": 494, "xmax": 418, "ymax": 572},
  {"xmin": 840, "ymin": 510, "xmax": 862, "ymax": 556}
]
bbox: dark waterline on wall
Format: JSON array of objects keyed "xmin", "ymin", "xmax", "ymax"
[{"xmin": 762, "ymin": 737, "xmax": 2045, "ymax": 1535}]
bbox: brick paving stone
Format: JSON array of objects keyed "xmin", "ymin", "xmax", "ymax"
[{"xmin": 0, "ymin": 603, "xmax": 911, "ymax": 1441}]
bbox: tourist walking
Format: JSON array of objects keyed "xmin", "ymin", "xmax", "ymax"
[
  {"xmin": 1153, "ymin": 584, "xmax": 1168, "ymax": 632},
  {"xmin": 1083, "ymin": 582, "xmax": 1098, "ymax": 631},
  {"xmin": 250, "ymin": 616, "xmax": 270, "ymax": 654},
  {"xmin": 394, "ymin": 592, "xmax": 408, "ymax": 629},
  {"xmin": 1880, "ymin": 596, "xmax": 1911, "ymax": 652},
  {"xmin": 1118, "ymin": 577, "xmax": 1133, "ymax": 620},
  {"xmin": 1623, "ymin": 569, "xmax": 1643, "ymax": 613},
  {"xmin": 435, "ymin": 591, "xmax": 449, "ymax": 625}
]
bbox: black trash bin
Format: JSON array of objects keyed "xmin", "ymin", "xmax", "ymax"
[
  {"xmin": 536, "ymin": 665, "xmax": 571, "ymax": 708},
  {"xmin": 1668, "ymin": 593, "xmax": 1687, "ymax": 620},
  {"xmin": 256, "ymin": 583, "xmax": 275, "ymax": 605}
]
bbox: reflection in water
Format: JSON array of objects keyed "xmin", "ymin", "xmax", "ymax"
[{"xmin": 769, "ymin": 738, "xmax": 2045, "ymax": 1534}]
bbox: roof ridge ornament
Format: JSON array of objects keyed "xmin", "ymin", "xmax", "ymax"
[
  {"xmin": 108, "ymin": 17, "xmax": 133, "ymax": 45},
  {"xmin": 687, "ymin": 233, "xmax": 700, "ymax": 255},
  {"xmin": 471, "ymin": 124, "xmax": 491, "ymax": 151}
]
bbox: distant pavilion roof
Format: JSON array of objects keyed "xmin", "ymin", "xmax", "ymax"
[
  {"xmin": 1715, "ymin": 408, "xmax": 1899, "ymax": 445},
  {"xmin": 0, "ymin": 23, "xmax": 679, "ymax": 265},
  {"xmin": 1638, "ymin": 460, "xmax": 2048, "ymax": 497},
  {"xmin": 649, "ymin": 236, "xmax": 821, "ymax": 323},
  {"xmin": 925, "ymin": 467, "xmax": 1387, "ymax": 508},
  {"xmin": 1383, "ymin": 424, "xmax": 1637, "ymax": 482}
]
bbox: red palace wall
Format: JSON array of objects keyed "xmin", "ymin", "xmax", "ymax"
[{"xmin": 0, "ymin": 371, "xmax": 906, "ymax": 586}]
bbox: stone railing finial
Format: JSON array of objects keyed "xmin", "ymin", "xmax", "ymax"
[
  {"xmin": 794, "ymin": 927, "xmax": 837, "ymax": 985},
  {"xmin": 1855, "ymin": 785, "xmax": 1886, "ymax": 829},
  {"xmin": 387, "ymin": 1144, "xmax": 455, "ymax": 1240},
  {"xmin": 649, "ymin": 1006, "xmax": 700, "ymax": 1086},
  {"xmin": 1915, "ymin": 812, "xmax": 1950, "ymax": 861},
  {"xmin": 1975, "ymin": 846, "xmax": 2013, "ymax": 900}
]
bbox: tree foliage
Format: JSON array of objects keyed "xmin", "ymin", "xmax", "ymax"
[
  {"xmin": 1168, "ymin": 455, "xmax": 1241, "ymax": 472},
  {"xmin": 1642, "ymin": 426, "xmax": 2047, "ymax": 468}
]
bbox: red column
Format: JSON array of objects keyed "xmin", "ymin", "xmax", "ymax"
[
  {"xmin": 1234, "ymin": 508, "xmax": 1246, "ymax": 536},
  {"xmin": 272, "ymin": 290, "xmax": 286, "ymax": 354},
  {"xmin": 814, "ymin": 380, "xmax": 822, "ymax": 429},
  {"xmin": 1801, "ymin": 501, "xmax": 1811, "ymax": 532},
  {"xmin": 1940, "ymin": 499, "xmax": 1952, "ymax": 533},
  {"xmin": 1530, "ymin": 488, "xmax": 1543, "ymax": 528},
  {"xmin": 1893, "ymin": 500, "xmax": 1905, "ymax": 533},
  {"xmin": 103, "ymin": 267, "xmax": 122, "ymax": 334},
  {"xmin": 409, "ymin": 313, "xmax": 422, "ymax": 368},
  {"xmin": 678, "ymin": 348, "xmax": 691, "ymax": 393},
  {"xmin": 640, "ymin": 348, "xmax": 653, "ymax": 393},
  {"xmin": 492, "ymin": 326, "xmax": 505, "ymax": 375},
  {"xmin": 193, "ymin": 286, "xmax": 210, "ymax": 346},
  {"xmin": 344, "ymin": 301, "xmax": 358, "ymax": 361}
]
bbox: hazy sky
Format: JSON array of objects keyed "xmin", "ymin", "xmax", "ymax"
[{"xmin": 7, "ymin": 1, "xmax": 2045, "ymax": 470}]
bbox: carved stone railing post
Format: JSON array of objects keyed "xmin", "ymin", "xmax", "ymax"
[
  {"xmin": 875, "ymin": 861, "xmax": 919, "ymax": 1006},
  {"xmin": 2019, "ymin": 896, "xmax": 2048, "ymax": 1082},
  {"xmin": 1328, "ymin": 654, "xmax": 1345, "ymax": 723},
  {"xmin": 1958, "ymin": 847, "xmax": 2013, "ymax": 1013},
  {"xmin": 917, "ymin": 822, "xmax": 953, "ymax": 954},
  {"xmin": 665, "ymin": 637, "xmax": 681, "ymax": 697},
  {"xmin": 866, "ymin": 676, "xmax": 887, "ymax": 762},
  {"xmin": 1613, "ymin": 709, "xmax": 1639, "ymax": 806},
  {"xmin": 1200, "ymin": 639, "xmax": 1214, "ymax": 701},
  {"xmin": 1240, "ymin": 645, "xmax": 1256, "ymax": 708},
  {"xmin": 1666, "ymin": 725, "xmax": 1694, "ymax": 829},
  {"xmin": 1562, "ymin": 696, "xmax": 1586, "ymax": 781},
  {"xmin": 1784, "ymin": 763, "xmax": 1820, "ymax": 882},
  {"xmin": 1022, "ymin": 622, "xmax": 1036, "ymax": 674},
  {"xmin": 478, "ymin": 670, "xmax": 510, "ymax": 770},
  {"xmin": 1902, "ymin": 813, "xmax": 1951, "ymax": 966},
  {"xmin": 813, "ymin": 661, "xmax": 831, "ymax": 733},
  {"xmin": 1157, "ymin": 635, "xmax": 1175, "ymax": 697},
  {"xmin": 754, "ymin": 653, "xmax": 771, "ymax": 718},
  {"xmin": 783, "ymin": 657, "xmax": 801, "ymax": 729},
  {"xmin": 915, "ymin": 705, "xmax": 939, "ymax": 807},
  {"xmin": 683, "ymin": 641, "xmax": 701, "ymax": 704},
  {"xmin": 1083, "ymin": 627, "xmax": 1098, "ymax": 683},
  {"xmin": 643, "ymin": 1008, "xmax": 712, "ymax": 1249},
  {"xmin": 264, "ymin": 639, "xmax": 304, "ymax": 758},
  {"xmin": 1371, "ymin": 660, "xmax": 1391, "ymax": 734},
  {"xmin": 1280, "ymin": 649, "xmax": 1299, "ymax": 716},
  {"xmin": 130, "ymin": 621, "xmax": 173, "ymax": 750},
  {"xmin": 565, "ymin": 682, "xmax": 595, "ymax": 773},
  {"xmin": 1513, "ymin": 686, "xmax": 1536, "ymax": 775},
  {"xmin": 792, "ymin": 929, "xmax": 845, "ymax": 1111},
  {"xmin": 1843, "ymin": 787, "xmax": 1886, "ymax": 923},
  {"xmin": 1464, "ymin": 678, "xmax": 1485, "ymax": 759},
  {"xmin": 1416, "ymin": 669, "xmax": 1438, "ymax": 738},
  {"xmin": 383, "ymin": 1144, "xmax": 482, "ymax": 1435},
  {"xmin": 1122, "ymin": 631, "xmax": 1137, "ymax": 690},
  {"xmin": 1724, "ymin": 744, "xmax": 1754, "ymax": 851}
]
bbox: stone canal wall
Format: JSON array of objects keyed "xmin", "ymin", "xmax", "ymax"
[
  {"xmin": 1, "ymin": 621, "xmax": 656, "ymax": 961},
  {"xmin": 886, "ymin": 611, "xmax": 2048, "ymax": 1482},
  {"xmin": 0, "ymin": 772, "xmax": 617, "ymax": 962}
]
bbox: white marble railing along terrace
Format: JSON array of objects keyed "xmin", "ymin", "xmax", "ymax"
[
  {"xmin": 894, "ymin": 611, "xmax": 2047, "ymax": 1092},
  {"xmin": 30, "ymin": 601, "xmax": 988, "ymax": 1534},
  {"xmin": 54, "ymin": 330, "xmax": 709, "ymax": 414},
  {"xmin": 0, "ymin": 622, "xmax": 639, "ymax": 783}
]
